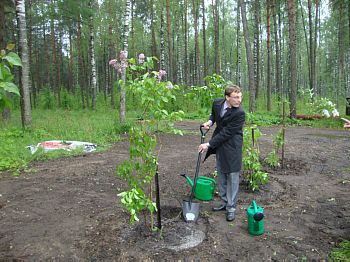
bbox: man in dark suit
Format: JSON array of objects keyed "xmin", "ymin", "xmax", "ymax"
[{"xmin": 198, "ymin": 84, "xmax": 245, "ymax": 221}]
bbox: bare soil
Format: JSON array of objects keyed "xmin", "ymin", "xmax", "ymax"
[{"xmin": 0, "ymin": 121, "xmax": 349, "ymax": 261}]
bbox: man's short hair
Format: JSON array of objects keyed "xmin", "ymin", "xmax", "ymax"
[{"xmin": 225, "ymin": 84, "xmax": 241, "ymax": 97}]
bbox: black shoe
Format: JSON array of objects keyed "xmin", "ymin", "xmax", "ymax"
[
  {"xmin": 212, "ymin": 205, "xmax": 226, "ymax": 212},
  {"xmin": 226, "ymin": 211, "xmax": 235, "ymax": 221}
]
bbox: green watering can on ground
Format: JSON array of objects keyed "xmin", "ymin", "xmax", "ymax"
[
  {"xmin": 181, "ymin": 174, "xmax": 216, "ymax": 201},
  {"xmin": 247, "ymin": 200, "xmax": 265, "ymax": 236}
]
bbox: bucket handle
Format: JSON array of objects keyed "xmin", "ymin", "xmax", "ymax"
[{"xmin": 199, "ymin": 176, "xmax": 216, "ymax": 190}]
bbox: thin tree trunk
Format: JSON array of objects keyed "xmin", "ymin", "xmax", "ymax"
[
  {"xmin": 120, "ymin": 0, "xmax": 131, "ymax": 122},
  {"xmin": 273, "ymin": 0, "xmax": 281, "ymax": 100},
  {"xmin": 89, "ymin": 0, "xmax": 97, "ymax": 111},
  {"xmin": 77, "ymin": 16, "xmax": 85, "ymax": 108},
  {"xmin": 213, "ymin": 0, "xmax": 220, "ymax": 74},
  {"xmin": 160, "ymin": 8, "xmax": 166, "ymax": 71},
  {"xmin": 0, "ymin": 0, "xmax": 4, "ymax": 50},
  {"xmin": 313, "ymin": 0, "xmax": 319, "ymax": 96},
  {"xmin": 68, "ymin": 28, "xmax": 74, "ymax": 92},
  {"xmin": 15, "ymin": 0, "xmax": 32, "ymax": 128},
  {"xmin": 253, "ymin": 0, "xmax": 260, "ymax": 100},
  {"xmin": 202, "ymin": 0, "xmax": 207, "ymax": 79},
  {"xmin": 192, "ymin": 0, "xmax": 201, "ymax": 84},
  {"xmin": 1, "ymin": 0, "xmax": 11, "ymax": 121},
  {"xmin": 184, "ymin": 0, "xmax": 188, "ymax": 84},
  {"xmin": 307, "ymin": 0, "xmax": 315, "ymax": 97},
  {"xmin": 50, "ymin": 6, "xmax": 58, "ymax": 104},
  {"xmin": 166, "ymin": 0, "xmax": 174, "ymax": 82},
  {"xmin": 299, "ymin": 0, "xmax": 310, "ymax": 92},
  {"xmin": 266, "ymin": 0, "xmax": 272, "ymax": 111},
  {"xmin": 236, "ymin": 0, "xmax": 241, "ymax": 86},
  {"xmin": 107, "ymin": 0, "xmax": 115, "ymax": 109},
  {"xmin": 240, "ymin": 0, "xmax": 256, "ymax": 112},
  {"xmin": 348, "ymin": 1, "xmax": 350, "ymax": 97},
  {"xmin": 288, "ymin": 0, "xmax": 297, "ymax": 118},
  {"xmin": 150, "ymin": 0, "xmax": 158, "ymax": 58}
]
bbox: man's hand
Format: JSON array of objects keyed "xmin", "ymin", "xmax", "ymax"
[
  {"xmin": 202, "ymin": 121, "xmax": 211, "ymax": 130},
  {"xmin": 341, "ymin": 118, "xmax": 350, "ymax": 128},
  {"xmin": 198, "ymin": 143, "xmax": 210, "ymax": 153}
]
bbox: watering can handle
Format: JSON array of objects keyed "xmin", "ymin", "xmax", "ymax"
[
  {"xmin": 200, "ymin": 125, "xmax": 210, "ymax": 137},
  {"xmin": 252, "ymin": 200, "xmax": 258, "ymax": 213}
]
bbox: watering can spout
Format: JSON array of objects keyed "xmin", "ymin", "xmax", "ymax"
[{"xmin": 180, "ymin": 173, "xmax": 194, "ymax": 187}]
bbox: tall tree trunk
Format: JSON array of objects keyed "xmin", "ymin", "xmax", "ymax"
[
  {"xmin": 273, "ymin": 0, "xmax": 282, "ymax": 100},
  {"xmin": 348, "ymin": 1, "xmax": 350, "ymax": 97},
  {"xmin": 313, "ymin": 0, "xmax": 319, "ymax": 96},
  {"xmin": 221, "ymin": 0, "xmax": 226, "ymax": 78},
  {"xmin": 299, "ymin": 0, "xmax": 310, "ymax": 91},
  {"xmin": 192, "ymin": 0, "xmax": 201, "ymax": 84},
  {"xmin": 15, "ymin": 0, "xmax": 32, "ymax": 128},
  {"xmin": 1, "ymin": 0, "xmax": 11, "ymax": 121},
  {"xmin": 266, "ymin": 0, "xmax": 272, "ymax": 111},
  {"xmin": 202, "ymin": 0, "xmax": 207, "ymax": 79},
  {"xmin": 108, "ymin": 0, "xmax": 115, "ymax": 109},
  {"xmin": 236, "ymin": 0, "xmax": 241, "ymax": 86},
  {"xmin": 150, "ymin": 0, "xmax": 158, "ymax": 58},
  {"xmin": 68, "ymin": 28, "xmax": 74, "ymax": 92},
  {"xmin": 120, "ymin": 0, "xmax": 131, "ymax": 122},
  {"xmin": 77, "ymin": 16, "xmax": 85, "ymax": 108},
  {"xmin": 130, "ymin": 0, "xmax": 135, "ymax": 58},
  {"xmin": 160, "ymin": 8, "xmax": 166, "ymax": 72},
  {"xmin": 0, "ymin": 0, "xmax": 4, "ymax": 50},
  {"xmin": 166, "ymin": 0, "xmax": 174, "ymax": 82},
  {"xmin": 184, "ymin": 0, "xmax": 188, "ymax": 84},
  {"xmin": 89, "ymin": 0, "xmax": 97, "ymax": 111},
  {"xmin": 307, "ymin": 0, "xmax": 313, "ymax": 96},
  {"xmin": 50, "ymin": 5, "xmax": 58, "ymax": 105},
  {"xmin": 213, "ymin": 0, "xmax": 220, "ymax": 74},
  {"xmin": 240, "ymin": 0, "xmax": 256, "ymax": 112},
  {"xmin": 288, "ymin": 0, "xmax": 297, "ymax": 118},
  {"xmin": 253, "ymin": 0, "xmax": 260, "ymax": 100}
]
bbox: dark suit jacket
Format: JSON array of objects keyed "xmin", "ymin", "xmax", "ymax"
[{"xmin": 204, "ymin": 98, "xmax": 245, "ymax": 173}]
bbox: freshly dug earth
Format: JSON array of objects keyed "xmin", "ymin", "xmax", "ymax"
[{"xmin": 0, "ymin": 122, "xmax": 349, "ymax": 260}]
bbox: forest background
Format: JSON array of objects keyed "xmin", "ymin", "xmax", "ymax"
[{"xmin": 0, "ymin": 0, "xmax": 349, "ymax": 171}]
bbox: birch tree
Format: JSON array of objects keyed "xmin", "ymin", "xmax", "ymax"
[
  {"xmin": 89, "ymin": 0, "xmax": 97, "ymax": 110},
  {"xmin": 15, "ymin": 0, "xmax": 32, "ymax": 127},
  {"xmin": 120, "ymin": 0, "xmax": 131, "ymax": 122}
]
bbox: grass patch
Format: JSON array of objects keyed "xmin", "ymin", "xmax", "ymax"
[
  {"xmin": 0, "ymin": 108, "xmax": 132, "ymax": 172},
  {"xmin": 329, "ymin": 240, "xmax": 350, "ymax": 261}
]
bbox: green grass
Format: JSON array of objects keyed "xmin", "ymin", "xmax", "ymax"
[
  {"xmin": 0, "ymin": 107, "xmax": 134, "ymax": 172},
  {"xmin": 329, "ymin": 240, "xmax": 350, "ymax": 261}
]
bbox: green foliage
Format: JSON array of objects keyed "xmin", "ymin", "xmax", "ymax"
[
  {"xmin": 116, "ymin": 56, "xmax": 184, "ymax": 227},
  {"xmin": 329, "ymin": 240, "xmax": 350, "ymax": 261},
  {"xmin": 185, "ymin": 74, "xmax": 226, "ymax": 114},
  {"xmin": 116, "ymin": 126, "xmax": 157, "ymax": 188},
  {"xmin": 298, "ymin": 88, "xmax": 340, "ymax": 117},
  {"xmin": 265, "ymin": 151, "xmax": 279, "ymax": 168},
  {"xmin": 117, "ymin": 187, "xmax": 157, "ymax": 224},
  {"xmin": 265, "ymin": 128, "xmax": 285, "ymax": 168},
  {"xmin": 41, "ymin": 88, "xmax": 56, "ymax": 109},
  {"xmin": 0, "ymin": 44, "xmax": 22, "ymax": 112},
  {"xmin": 242, "ymin": 126, "xmax": 269, "ymax": 191}
]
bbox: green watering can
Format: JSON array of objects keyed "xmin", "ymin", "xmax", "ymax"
[
  {"xmin": 181, "ymin": 174, "xmax": 216, "ymax": 201},
  {"xmin": 247, "ymin": 200, "xmax": 265, "ymax": 236}
]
